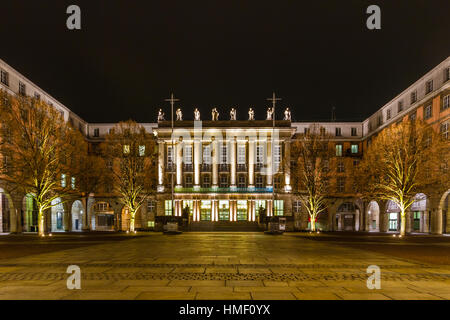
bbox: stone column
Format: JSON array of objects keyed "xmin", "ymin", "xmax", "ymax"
[
  {"xmin": 158, "ymin": 141, "xmax": 165, "ymax": 192},
  {"xmin": 212, "ymin": 200, "xmax": 218, "ymax": 222},
  {"xmin": 194, "ymin": 139, "xmax": 201, "ymax": 188},
  {"xmin": 176, "ymin": 139, "xmax": 183, "ymax": 188},
  {"xmin": 212, "ymin": 138, "xmax": 218, "ymax": 188},
  {"xmin": 266, "ymin": 139, "xmax": 273, "ymax": 187},
  {"xmin": 284, "ymin": 140, "xmax": 291, "ymax": 192},
  {"xmin": 267, "ymin": 199, "xmax": 273, "ymax": 216},
  {"xmin": 248, "ymin": 139, "xmax": 255, "ymax": 188},
  {"xmin": 230, "ymin": 137, "xmax": 237, "ymax": 188}
]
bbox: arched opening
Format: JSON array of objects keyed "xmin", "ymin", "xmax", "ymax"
[
  {"xmin": 439, "ymin": 190, "xmax": 450, "ymax": 234},
  {"xmin": 71, "ymin": 200, "xmax": 83, "ymax": 232},
  {"xmin": 51, "ymin": 198, "xmax": 65, "ymax": 232},
  {"xmin": 0, "ymin": 188, "xmax": 12, "ymax": 233},
  {"xmin": 335, "ymin": 202, "xmax": 359, "ymax": 231},
  {"xmin": 92, "ymin": 201, "xmax": 115, "ymax": 231},
  {"xmin": 411, "ymin": 193, "xmax": 428, "ymax": 233},
  {"xmin": 386, "ymin": 200, "xmax": 400, "ymax": 232},
  {"xmin": 367, "ymin": 201, "xmax": 380, "ymax": 232},
  {"xmin": 23, "ymin": 194, "xmax": 38, "ymax": 232}
]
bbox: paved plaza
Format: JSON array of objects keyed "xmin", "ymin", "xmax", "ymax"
[{"xmin": 0, "ymin": 232, "xmax": 449, "ymax": 300}]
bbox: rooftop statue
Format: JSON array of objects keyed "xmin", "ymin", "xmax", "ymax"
[
  {"xmin": 157, "ymin": 108, "xmax": 165, "ymax": 122},
  {"xmin": 266, "ymin": 107, "xmax": 274, "ymax": 120},
  {"xmin": 212, "ymin": 107, "xmax": 219, "ymax": 121},
  {"xmin": 248, "ymin": 108, "xmax": 255, "ymax": 120},
  {"xmin": 284, "ymin": 107, "xmax": 291, "ymax": 121},
  {"xmin": 230, "ymin": 107, "xmax": 237, "ymax": 120},
  {"xmin": 194, "ymin": 108, "xmax": 200, "ymax": 121},
  {"xmin": 176, "ymin": 108, "xmax": 183, "ymax": 121}
]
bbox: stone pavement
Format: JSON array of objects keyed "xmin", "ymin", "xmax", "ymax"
[{"xmin": 0, "ymin": 232, "xmax": 449, "ymax": 300}]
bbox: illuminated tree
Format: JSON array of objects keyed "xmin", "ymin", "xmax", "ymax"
[
  {"xmin": 355, "ymin": 120, "xmax": 449, "ymax": 236},
  {"xmin": 0, "ymin": 90, "xmax": 85, "ymax": 236},
  {"xmin": 292, "ymin": 124, "xmax": 332, "ymax": 231},
  {"xmin": 102, "ymin": 120, "xmax": 156, "ymax": 232}
]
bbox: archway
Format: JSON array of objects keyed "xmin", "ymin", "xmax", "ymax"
[
  {"xmin": 23, "ymin": 194, "xmax": 38, "ymax": 232},
  {"xmin": 438, "ymin": 189, "xmax": 450, "ymax": 234},
  {"xmin": 71, "ymin": 200, "xmax": 83, "ymax": 232},
  {"xmin": 367, "ymin": 201, "xmax": 380, "ymax": 232},
  {"xmin": 0, "ymin": 188, "xmax": 12, "ymax": 233},
  {"xmin": 51, "ymin": 198, "xmax": 65, "ymax": 232},
  {"xmin": 335, "ymin": 202, "xmax": 359, "ymax": 231},
  {"xmin": 91, "ymin": 201, "xmax": 115, "ymax": 231}
]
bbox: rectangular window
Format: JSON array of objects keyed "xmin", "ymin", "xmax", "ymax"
[
  {"xmin": 220, "ymin": 175, "xmax": 228, "ymax": 188},
  {"xmin": 19, "ymin": 81, "xmax": 26, "ymax": 96},
  {"xmin": 220, "ymin": 145, "xmax": 227, "ymax": 164},
  {"xmin": 351, "ymin": 144, "xmax": 358, "ymax": 154},
  {"xmin": 335, "ymin": 127, "xmax": 341, "ymax": 136},
  {"xmin": 139, "ymin": 145, "xmax": 145, "ymax": 157},
  {"xmin": 304, "ymin": 127, "xmax": 310, "ymax": 135},
  {"xmin": 255, "ymin": 175, "xmax": 263, "ymax": 188},
  {"xmin": 274, "ymin": 176, "xmax": 281, "ymax": 189},
  {"xmin": 255, "ymin": 200, "xmax": 266, "ymax": 217},
  {"xmin": 351, "ymin": 127, "xmax": 357, "ymax": 136},
  {"xmin": 337, "ymin": 160, "xmax": 345, "ymax": 173},
  {"xmin": 409, "ymin": 111, "xmax": 417, "ymax": 121},
  {"xmin": 337, "ymin": 177, "xmax": 345, "ymax": 193},
  {"xmin": 293, "ymin": 200, "xmax": 302, "ymax": 213},
  {"xmin": 445, "ymin": 67, "xmax": 450, "ymax": 82},
  {"xmin": 441, "ymin": 122, "xmax": 449, "ymax": 140},
  {"xmin": 147, "ymin": 200, "xmax": 156, "ymax": 212},
  {"xmin": 167, "ymin": 146, "xmax": 174, "ymax": 164},
  {"xmin": 202, "ymin": 145, "xmax": 211, "ymax": 164},
  {"xmin": 147, "ymin": 221, "xmax": 155, "ymax": 228},
  {"xmin": 335, "ymin": 144, "xmax": 343, "ymax": 157},
  {"xmin": 442, "ymin": 95, "xmax": 449, "ymax": 111},
  {"xmin": 185, "ymin": 174, "xmax": 193, "ymax": 188},
  {"xmin": 34, "ymin": 92, "xmax": 41, "ymax": 100},
  {"xmin": 425, "ymin": 80, "xmax": 433, "ymax": 94},
  {"xmin": 274, "ymin": 200, "xmax": 284, "ymax": 216},
  {"xmin": 398, "ymin": 100, "xmax": 404, "ymax": 112},
  {"xmin": 202, "ymin": 174, "xmax": 210, "ymax": 188},
  {"xmin": 93, "ymin": 128, "xmax": 99, "ymax": 137},
  {"xmin": 386, "ymin": 109, "xmax": 391, "ymax": 120},
  {"xmin": 424, "ymin": 104, "xmax": 432, "ymax": 119},
  {"xmin": 71, "ymin": 177, "xmax": 76, "ymax": 190},
  {"xmin": 237, "ymin": 145, "xmax": 246, "ymax": 164},
  {"xmin": 238, "ymin": 175, "xmax": 246, "ymax": 188},
  {"xmin": 411, "ymin": 90, "xmax": 417, "ymax": 104},
  {"xmin": 236, "ymin": 200, "xmax": 248, "ymax": 221},
  {"xmin": 256, "ymin": 145, "xmax": 264, "ymax": 164},
  {"xmin": 274, "ymin": 144, "xmax": 281, "ymax": 169},
  {"xmin": 183, "ymin": 200, "xmax": 194, "ymax": 216},
  {"xmin": 164, "ymin": 200, "xmax": 173, "ymax": 216},
  {"xmin": 184, "ymin": 145, "xmax": 192, "ymax": 164},
  {"xmin": 0, "ymin": 70, "xmax": 8, "ymax": 86}
]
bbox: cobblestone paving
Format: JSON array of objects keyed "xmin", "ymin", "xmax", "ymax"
[{"xmin": 0, "ymin": 232, "xmax": 449, "ymax": 300}]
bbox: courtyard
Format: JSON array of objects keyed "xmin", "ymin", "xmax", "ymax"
[{"xmin": 0, "ymin": 231, "xmax": 449, "ymax": 300}]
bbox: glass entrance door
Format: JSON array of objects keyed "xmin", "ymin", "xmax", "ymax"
[
  {"xmin": 200, "ymin": 200, "xmax": 211, "ymax": 221},
  {"xmin": 389, "ymin": 213, "xmax": 398, "ymax": 231},
  {"xmin": 237, "ymin": 200, "xmax": 247, "ymax": 221},
  {"xmin": 219, "ymin": 200, "xmax": 229, "ymax": 221},
  {"xmin": 413, "ymin": 211, "xmax": 421, "ymax": 231}
]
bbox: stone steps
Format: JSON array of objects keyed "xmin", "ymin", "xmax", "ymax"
[{"xmin": 187, "ymin": 221, "xmax": 262, "ymax": 232}]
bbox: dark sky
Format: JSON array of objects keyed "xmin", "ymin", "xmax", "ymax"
[{"xmin": 1, "ymin": 0, "xmax": 449, "ymax": 123}]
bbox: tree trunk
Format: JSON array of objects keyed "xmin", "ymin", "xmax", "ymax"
[
  {"xmin": 82, "ymin": 196, "xmax": 90, "ymax": 231},
  {"xmin": 130, "ymin": 210, "xmax": 136, "ymax": 232},
  {"xmin": 310, "ymin": 215, "xmax": 316, "ymax": 232},
  {"xmin": 38, "ymin": 207, "xmax": 45, "ymax": 236},
  {"xmin": 400, "ymin": 210, "xmax": 406, "ymax": 236}
]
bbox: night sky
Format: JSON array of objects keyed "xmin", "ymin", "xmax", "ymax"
[{"xmin": 1, "ymin": 1, "xmax": 449, "ymax": 123}]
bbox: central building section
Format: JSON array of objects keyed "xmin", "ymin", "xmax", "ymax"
[{"xmin": 154, "ymin": 119, "xmax": 294, "ymax": 229}]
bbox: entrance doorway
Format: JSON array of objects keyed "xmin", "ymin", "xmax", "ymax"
[
  {"xmin": 389, "ymin": 213, "xmax": 398, "ymax": 231},
  {"xmin": 218, "ymin": 200, "xmax": 229, "ymax": 221},
  {"xmin": 413, "ymin": 211, "xmax": 421, "ymax": 231},
  {"xmin": 237, "ymin": 200, "xmax": 247, "ymax": 221},
  {"xmin": 200, "ymin": 200, "xmax": 211, "ymax": 221}
]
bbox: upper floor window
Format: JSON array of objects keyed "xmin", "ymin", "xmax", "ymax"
[
  {"xmin": 320, "ymin": 127, "xmax": 326, "ymax": 135},
  {"xmin": 409, "ymin": 111, "xmax": 417, "ymax": 121},
  {"xmin": 304, "ymin": 127, "xmax": 310, "ymax": 135},
  {"xmin": 71, "ymin": 177, "xmax": 76, "ymax": 190},
  {"xmin": 167, "ymin": 146, "xmax": 174, "ymax": 164},
  {"xmin": 441, "ymin": 122, "xmax": 449, "ymax": 140},
  {"xmin": 351, "ymin": 127, "xmax": 357, "ymax": 136},
  {"xmin": 220, "ymin": 145, "xmax": 227, "ymax": 164},
  {"xmin": 237, "ymin": 145, "xmax": 246, "ymax": 164},
  {"xmin": 337, "ymin": 177, "xmax": 345, "ymax": 193},
  {"xmin": 185, "ymin": 174, "xmax": 193, "ymax": 188},
  {"xmin": 335, "ymin": 144, "xmax": 343, "ymax": 157},
  {"xmin": 255, "ymin": 175, "xmax": 264, "ymax": 188},
  {"xmin": 93, "ymin": 128, "xmax": 99, "ymax": 137},
  {"xmin": 442, "ymin": 94, "xmax": 449, "ymax": 111},
  {"xmin": 386, "ymin": 109, "xmax": 391, "ymax": 120},
  {"xmin": 123, "ymin": 145, "xmax": 130, "ymax": 154},
  {"xmin": 335, "ymin": 127, "xmax": 342, "ymax": 136},
  {"xmin": 202, "ymin": 174, "xmax": 211, "ymax": 188},
  {"xmin": 445, "ymin": 67, "xmax": 450, "ymax": 82},
  {"xmin": 273, "ymin": 144, "xmax": 281, "ymax": 165},
  {"xmin": 424, "ymin": 104, "xmax": 432, "ymax": 120},
  {"xmin": 139, "ymin": 145, "xmax": 145, "ymax": 157},
  {"xmin": 34, "ymin": 92, "xmax": 40, "ymax": 100},
  {"xmin": 351, "ymin": 144, "xmax": 359, "ymax": 154},
  {"xmin": 184, "ymin": 145, "xmax": 192, "ymax": 164},
  {"xmin": 18, "ymin": 81, "xmax": 26, "ymax": 96},
  {"xmin": 425, "ymin": 80, "xmax": 433, "ymax": 94},
  {"xmin": 398, "ymin": 100, "xmax": 404, "ymax": 112},
  {"xmin": 274, "ymin": 176, "xmax": 282, "ymax": 189},
  {"xmin": 274, "ymin": 200, "xmax": 284, "ymax": 216},
  {"xmin": 147, "ymin": 200, "xmax": 156, "ymax": 212},
  {"xmin": 410, "ymin": 90, "xmax": 417, "ymax": 104},
  {"xmin": 61, "ymin": 174, "xmax": 67, "ymax": 188},
  {"xmin": 202, "ymin": 145, "xmax": 211, "ymax": 164},
  {"xmin": 219, "ymin": 175, "xmax": 228, "ymax": 188},
  {"xmin": 0, "ymin": 70, "xmax": 9, "ymax": 86},
  {"xmin": 238, "ymin": 175, "xmax": 246, "ymax": 188},
  {"xmin": 256, "ymin": 145, "xmax": 264, "ymax": 164},
  {"xmin": 337, "ymin": 160, "xmax": 345, "ymax": 173},
  {"xmin": 293, "ymin": 200, "xmax": 302, "ymax": 213},
  {"xmin": 377, "ymin": 115, "xmax": 383, "ymax": 126}
]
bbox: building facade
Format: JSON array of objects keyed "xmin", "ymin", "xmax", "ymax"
[{"xmin": 0, "ymin": 56, "xmax": 449, "ymax": 234}]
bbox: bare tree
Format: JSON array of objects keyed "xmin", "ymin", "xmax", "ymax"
[
  {"xmin": 292, "ymin": 124, "xmax": 332, "ymax": 231},
  {"xmin": 0, "ymin": 90, "xmax": 85, "ymax": 235},
  {"xmin": 355, "ymin": 120, "xmax": 449, "ymax": 236},
  {"xmin": 102, "ymin": 120, "xmax": 156, "ymax": 232}
]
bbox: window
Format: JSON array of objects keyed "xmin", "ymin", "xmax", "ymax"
[
  {"xmin": 0, "ymin": 70, "xmax": 8, "ymax": 86},
  {"xmin": 147, "ymin": 200, "xmax": 156, "ymax": 212},
  {"xmin": 353, "ymin": 160, "xmax": 360, "ymax": 167},
  {"xmin": 93, "ymin": 128, "xmax": 99, "ymax": 137},
  {"xmin": 220, "ymin": 145, "xmax": 227, "ymax": 164},
  {"xmin": 184, "ymin": 145, "xmax": 192, "ymax": 164},
  {"xmin": 335, "ymin": 127, "xmax": 341, "ymax": 136},
  {"xmin": 424, "ymin": 104, "xmax": 432, "ymax": 119},
  {"xmin": 335, "ymin": 144, "xmax": 343, "ymax": 157},
  {"xmin": 19, "ymin": 81, "xmax": 26, "ymax": 96},
  {"xmin": 255, "ymin": 175, "xmax": 263, "ymax": 188},
  {"xmin": 220, "ymin": 175, "xmax": 228, "ymax": 188},
  {"xmin": 442, "ymin": 95, "xmax": 449, "ymax": 111},
  {"xmin": 202, "ymin": 145, "xmax": 211, "ymax": 164},
  {"xmin": 337, "ymin": 160, "xmax": 345, "ymax": 173},
  {"xmin": 164, "ymin": 200, "xmax": 173, "ymax": 216},
  {"xmin": 377, "ymin": 115, "xmax": 383, "ymax": 126},
  {"xmin": 202, "ymin": 174, "xmax": 210, "ymax": 188},
  {"xmin": 61, "ymin": 174, "xmax": 67, "ymax": 188},
  {"xmin": 425, "ymin": 80, "xmax": 433, "ymax": 94},
  {"xmin": 71, "ymin": 177, "xmax": 76, "ymax": 190},
  {"xmin": 274, "ymin": 144, "xmax": 281, "ymax": 171},
  {"xmin": 167, "ymin": 146, "xmax": 174, "ymax": 164},
  {"xmin": 255, "ymin": 200, "xmax": 266, "ymax": 217},
  {"xmin": 320, "ymin": 127, "xmax": 326, "ymax": 135},
  {"xmin": 386, "ymin": 108, "xmax": 391, "ymax": 120},
  {"xmin": 274, "ymin": 176, "xmax": 281, "ymax": 189},
  {"xmin": 441, "ymin": 122, "xmax": 449, "ymax": 140},
  {"xmin": 256, "ymin": 145, "xmax": 264, "ymax": 164},
  {"xmin": 409, "ymin": 111, "xmax": 417, "ymax": 121},
  {"xmin": 238, "ymin": 175, "xmax": 246, "ymax": 188},
  {"xmin": 274, "ymin": 200, "xmax": 284, "ymax": 216},
  {"xmin": 351, "ymin": 144, "xmax": 358, "ymax": 154},
  {"xmin": 139, "ymin": 145, "xmax": 145, "ymax": 156},
  {"xmin": 304, "ymin": 128, "xmax": 310, "ymax": 135},
  {"xmin": 293, "ymin": 200, "xmax": 302, "ymax": 213},
  {"xmin": 337, "ymin": 177, "xmax": 345, "ymax": 193},
  {"xmin": 123, "ymin": 145, "xmax": 130, "ymax": 154},
  {"xmin": 34, "ymin": 92, "xmax": 40, "ymax": 100},
  {"xmin": 351, "ymin": 127, "xmax": 357, "ymax": 136},
  {"xmin": 147, "ymin": 221, "xmax": 155, "ymax": 228},
  {"xmin": 410, "ymin": 90, "xmax": 417, "ymax": 104},
  {"xmin": 445, "ymin": 67, "xmax": 450, "ymax": 82},
  {"xmin": 185, "ymin": 174, "xmax": 193, "ymax": 188},
  {"xmin": 237, "ymin": 145, "xmax": 246, "ymax": 164},
  {"xmin": 96, "ymin": 202, "xmax": 109, "ymax": 212},
  {"xmin": 106, "ymin": 159, "xmax": 113, "ymax": 170},
  {"xmin": 398, "ymin": 100, "xmax": 404, "ymax": 112}
]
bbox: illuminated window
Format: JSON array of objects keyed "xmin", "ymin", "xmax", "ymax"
[
  {"xmin": 256, "ymin": 145, "xmax": 264, "ymax": 164},
  {"xmin": 71, "ymin": 177, "xmax": 76, "ymax": 189},
  {"xmin": 218, "ymin": 200, "xmax": 230, "ymax": 221},
  {"xmin": 274, "ymin": 144, "xmax": 281, "ymax": 166},
  {"xmin": 351, "ymin": 144, "xmax": 358, "ymax": 154},
  {"xmin": 255, "ymin": 200, "xmax": 266, "ymax": 217},
  {"xmin": 442, "ymin": 95, "xmax": 449, "ymax": 111},
  {"xmin": 147, "ymin": 221, "xmax": 155, "ymax": 228},
  {"xmin": 164, "ymin": 200, "xmax": 173, "ymax": 216},
  {"xmin": 183, "ymin": 200, "xmax": 194, "ymax": 216},
  {"xmin": 147, "ymin": 200, "xmax": 156, "ymax": 212},
  {"xmin": 293, "ymin": 200, "xmax": 302, "ymax": 213},
  {"xmin": 202, "ymin": 174, "xmax": 210, "ymax": 188},
  {"xmin": 237, "ymin": 145, "xmax": 246, "ymax": 164},
  {"xmin": 139, "ymin": 145, "xmax": 145, "ymax": 156},
  {"xmin": 167, "ymin": 146, "xmax": 174, "ymax": 164},
  {"xmin": 123, "ymin": 145, "xmax": 130, "ymax": 154},
  {"xmin": 274, "ymin": 200, "xmax": 284, "ymax": 216},
  {"xmin": 200, "ymin": 200, "xmax": 211, "ymax": 221},
  {"xmin": 184, "ymin": 145, "xmax": 192, "ymax": 164},
  {"xmin": 61, "ymin": 174, "xmax": 66, "ymax": 188},
  {"xmin": 335, "ymin": 144, "xmax": 343, "ymax": 157},
  {"xmin": 202, "ymin": 145, "xmax": 211, "ymax": 164},
  {"xmin": 237, "ymin": 200, "xmax": 247, "ymax": 221},
  {"xmin": 255, "ymin": 175, "xmax": 263, "ymax": 188}
]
